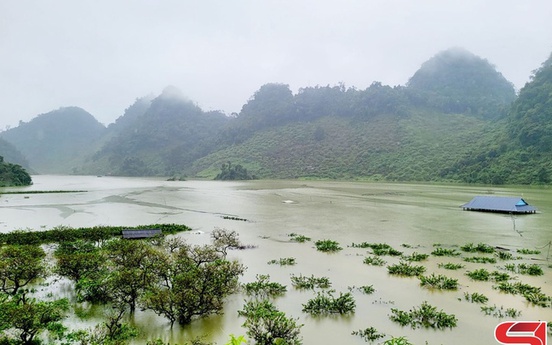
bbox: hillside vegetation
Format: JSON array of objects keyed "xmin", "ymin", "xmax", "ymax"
[
  {"xmin": 0, "ymin": 156, "xmax": 32, "ymax": 187},
  {"xmin": 4, "ymin": 47, "xmax": 552, "ymax": 184}
]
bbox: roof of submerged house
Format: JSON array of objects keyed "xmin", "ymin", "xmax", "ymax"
[
  {"xmin": 122, "ymin": 229, "xmax": 162, "ymax": 239},
  {"xmin": 461, "ymin": 196, "xmax": 537, "ymax": 214}
]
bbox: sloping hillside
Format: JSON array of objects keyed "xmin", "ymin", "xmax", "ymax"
[
  {"xmin": 0, "ymin": 107, "xmax": 106, "ymax": 173},
  {"xmin": 79, "ymin": 87, "xmax": 229, "ymax": 176}
]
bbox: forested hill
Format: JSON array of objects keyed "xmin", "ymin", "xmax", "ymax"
[
  {"xmin": 0, "ymin": 107, "xmax": 106, "ymax": 174},
  {"xmin": 77, "ymin": 87, "xmax": 230, "ymax": 176},
  {"xmin": 6, "ymin": 47, "xmax": 552, "ymax": 184},
  {"xmin": 442, "ymin": 51, "xmax": 552, "ymax": 184}
]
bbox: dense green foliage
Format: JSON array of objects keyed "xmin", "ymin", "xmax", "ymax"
[{"xmin": 0, "ymin": 156, "xmax": 32, "ymax": 187}]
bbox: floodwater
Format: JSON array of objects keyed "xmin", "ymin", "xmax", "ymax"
[{"xmin": 1, "ymin": 175, "xmax": 551, "ymax": 344}]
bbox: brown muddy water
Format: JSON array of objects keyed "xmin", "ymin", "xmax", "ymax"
[{"xmin": 1, "ymin": 175, "xmax": 551, "ymax": 344}]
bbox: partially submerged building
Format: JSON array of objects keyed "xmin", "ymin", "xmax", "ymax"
[{"xmin": 461, "ymin": 196, "xmax": 537, "ymax": 214}]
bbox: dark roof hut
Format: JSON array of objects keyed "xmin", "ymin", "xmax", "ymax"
[
  {"xmin": 122, "ymin": 229, "xmax": 162, "ymax": 239},
  {"xmin": 461, "ymin": 196, "xmax": 537, "ymax": 214}
]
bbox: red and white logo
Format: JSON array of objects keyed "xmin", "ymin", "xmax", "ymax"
[{"xmin": 495, "ymin": 321, "xmax": 547, "ymax": 345}]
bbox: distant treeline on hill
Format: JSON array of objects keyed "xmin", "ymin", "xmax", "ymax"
[{"xmin": 1, "ymin": 48, "xmax": 552, "ymax": 185}]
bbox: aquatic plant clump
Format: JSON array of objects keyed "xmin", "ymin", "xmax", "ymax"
[
  {"xmin": 351, "ymin": 327, "xmax": 385, "ymax": 342},
  {"xmin": 461, "ymin": 242, "xmax": 495, "ymax": 254},
  {"xmin": 494, "ymin": 282, "xmax": 552, "ymax": 307},
  {"xmin": 288, "ymin": 233, "xmax": 311, "ymax": 243},
  {"xmin": 480, "ymin": 305, "xmax": 522, "ymax": 318},
  {"xmin": 402, "ymin": 252, "xmax": 429, "ymax": 262},
  {"xmin": 387, "ymin": 261, "xmax": 426, "ymax": 276},
  {"xmin": 290, "ymin": 274, "xmax": 331, "ymax": 290},
  {"xmin": 351, "ymin": 242, "xmax": 402, "ymax": 256},
  {"xmin": 464, "ymin": 292, "xmax": 489, "ymax": 304},
  {"xmin": 348, "ymin": 285, "xmax": 376, "ymax": 295},
  {"xmin": 314, "ymin": 239, "xmax": 342, "ymax": 252},
  {"xmin": 438, "ymin": 262, "xmax": 465, "ymax": 270},
  {"xmin": 517, "ymin": 248, "xmax": 541, "ymax": 255},
  {"xmin": 389, "ymin": 301, "xmax": 458, "ymax": 330},
  {"xmin": 302, "ymin": 290, "xmax": 356, "ymax": 315},
  {"xmin": 242, "ymin": 274, "xmax": 287, "ymax": 298},
  {"xmin": 431, "ymin": 248, "xmax": 461, "ymax": 257},
  {"xmin": 504, "ymin": 263, "xmax": 544, "ymax": 276},
  {"xmin": 363, "ymin": 255, "xmax": 386, "ymax": 266},
  {"xmin": 463, "ymin": 256, "xmax": 496, "ymax": 264},
  {"xmin": 267, "ymin": 257, "xmax": 297, "ymax": 266},
  {"xmin": 418, "ymin": 274, "xmax": 458, "ymax": 290}
]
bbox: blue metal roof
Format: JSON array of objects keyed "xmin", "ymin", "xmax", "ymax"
[{"xmin": 462, "ymin": 196, "xmax": 537, "ymax": 214}]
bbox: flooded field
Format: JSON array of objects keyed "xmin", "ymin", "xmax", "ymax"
[{"xmin": 1, "ymin": 175, "xmax": 551, "ymax": 344}]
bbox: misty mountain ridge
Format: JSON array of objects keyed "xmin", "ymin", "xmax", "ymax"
[{"xmin": 2, "ymin": 47, "xmax": 550, "ymax": 184}]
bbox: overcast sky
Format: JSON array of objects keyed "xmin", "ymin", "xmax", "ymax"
[{"xmin": 1, "ymin": 1, "xmax": 551, "ymax": 130}]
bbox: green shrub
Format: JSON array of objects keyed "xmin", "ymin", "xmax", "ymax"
[
  {"xmin": 288, "ymin": 233, "xmax": 311, "ymax": 243},
  {"xmin": 517, "ymin": 248, "xmax": 541, "ymax": 255}
]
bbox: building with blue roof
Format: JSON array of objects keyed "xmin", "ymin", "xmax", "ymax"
[{"xmin": 461, "ymin": 196, "xmax": 537, "ymax": 214}]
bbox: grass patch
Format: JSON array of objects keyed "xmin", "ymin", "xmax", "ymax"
[{"xmin": 351, "ymin": 242, "xmax": 402, "ymax": 256}]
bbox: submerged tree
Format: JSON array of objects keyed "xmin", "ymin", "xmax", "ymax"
[{"xmin": 0, "ymin": 245, "xmax": 46, "ymax": 295}]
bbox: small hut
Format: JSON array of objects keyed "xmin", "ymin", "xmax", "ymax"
[
  {"xmin": 122, "ymin": 229, "xmax": 162, "ymax": 239},
  {"xmin": 461, "ymin": 196, "xmax": 537, "ymax": 214}
]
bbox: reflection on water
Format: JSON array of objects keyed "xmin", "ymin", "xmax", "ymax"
[{"xmin": 1, "ymin": 176, "xmax": 551, "ymax": 344}]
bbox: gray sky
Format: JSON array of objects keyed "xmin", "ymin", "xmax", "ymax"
[{"xmin": 1, "ymin": 0, "xmax": 551, "ymax": 130}]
